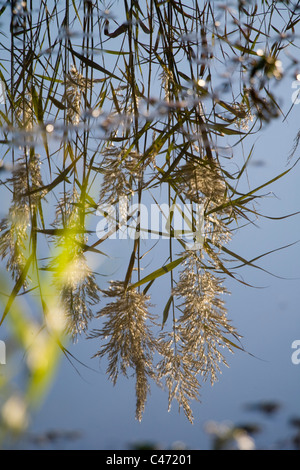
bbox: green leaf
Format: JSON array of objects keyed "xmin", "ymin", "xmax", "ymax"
[
  {"xmin": 130, "ymin": 257, "xmax": 186, "ymax": 290},
  {"xmin": 31, "ymin": 85, "xmax": 44, "ymax": 123},
  {"xmin": 206, "ymin": 123, "xmax": 245, "ymax": 136},
  {"xmin": 162, "ymin": 295, "xmax": 173, "ymax": 328},
  {"xmin": 49, "ymin": 94, "xmax": 66, "ymax": 111},
  {"xmin": 68, "ymin": 47, "xmax": 123, "ymax": 82}
]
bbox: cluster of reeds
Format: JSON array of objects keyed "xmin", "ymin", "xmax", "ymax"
[{"xmin": 0, "ymin": 0, "xmax": 299, "ymax": 425}]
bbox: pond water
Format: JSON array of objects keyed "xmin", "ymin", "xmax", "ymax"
[{"xmin": 1, "ymin": 1, "xmax": 300, "ymax": 451}]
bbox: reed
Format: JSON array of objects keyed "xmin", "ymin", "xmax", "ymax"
[{"xmin": 0, "ymin": 0, "xmax": 299, "ymax": 427}]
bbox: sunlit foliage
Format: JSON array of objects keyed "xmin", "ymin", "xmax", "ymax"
[{"xmin": 0, "ymin": 0, "xmax": 299, "ymax": 436}]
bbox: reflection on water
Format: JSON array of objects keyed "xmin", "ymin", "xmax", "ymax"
[{"xmin": 0, "ymin": 0, "xmax": 300, "ymax": 449}]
